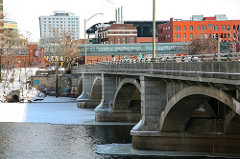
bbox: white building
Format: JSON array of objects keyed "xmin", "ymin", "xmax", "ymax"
[{"xmin": 39, "ymin": 11, "xmax": 80, "ymax": 43}]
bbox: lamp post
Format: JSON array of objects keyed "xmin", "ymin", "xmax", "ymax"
[
  {"xmin": 152, "ymin": 0, "xmax": 156, "ymax": 59},
  {"xmin": 84, "ymin": 13, "xmax": 103, "ymax": 64}
]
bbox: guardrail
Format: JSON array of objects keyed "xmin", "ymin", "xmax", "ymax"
[{"xmin": 89, "ymin": 52, "xmax": 240, "ymax": 65}]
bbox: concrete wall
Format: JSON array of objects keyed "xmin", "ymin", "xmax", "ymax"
[{"xmin": 31, "ymin": 74, "xmax": 71, "ymax": 96}]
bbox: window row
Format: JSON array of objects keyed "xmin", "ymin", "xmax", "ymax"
[
  {"xmin": 108, "ymin": 31, "xmax": 136, "ymax": 34},
  {"xmin": 174, "ymin": 26, "xmax": 194, "ymax": 31},
  {"xmin": 43, "ymin": 18, "xmax": 78, "ymax": 20},
  {"xmin": 173, "ymin": 33, "xmax": 235, "ymax": 40},
  {"xmin": 175, "ymin": 26, "xmax": 187, "ymax": 31},
  {"xmin": 173, "ymin": 24, "xmax": 240, "ymax": 32},
  {"xmin": 43, "ymin": 21, "xmax": 79, "ymax": 24},
  {"xmin": 174, "ymin": 34, "xmax": 189, "ymax": 39},
  {"xmin": 116, "ymin": 37, "xmax": 135, "ymax": 44},
  {"xmin": 44, "ymin": 24, "xmax": 79, "ymax": 27}
]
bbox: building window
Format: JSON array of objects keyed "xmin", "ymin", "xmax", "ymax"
[
  {"xmin": 228, "ymin": 33, "xmax": 230, "ymax": 38},
  {"xmin": 213, "ymin": 25, "xmax": 215, "ymax": 31},
  {"xmin": 198, "ymin": 26, "xmax": 200, "ymax": 31},
  {"xmin": 190, "ymin": 33, "xmax": 193, "ymax": 39},
  {"xmin": 221, "ymin": 33, "xmax": 223, "ymax": 38},
  {"xmin": 123, "ymin": 37, "xmax": 126, "ymax": 44},
  {"xmin": 216, "ymin": 25, "xmax": 218, "ymax": 31},
  {"xmin": 221, "ymin": 25, "xmax": 223, "ymax": 31},
  {"xmin": 224, "ymin": 25, "xmax": 226, "ymax": 30},
  {"xmin": 213, "ymin": 34, "xmax": 215, "ymax": 38},
  {"xmin": 175, "ymin": 26, "xmax": 177, "ymax": 31},
  {"xmin": 175, "ymin": 34, "xmax": 177, "ymax": 39},
  {"xmin": 178, "ymin": 34, "xmax": 181, "ymax": 39},
  {"xmin": 227, "ymin": 25, "xmax": 230, "ymax": 30},
  {"xmin": 233, "ymin": 25, "xmax": 236, "ymax": 30},
  {"xmin": 178, "ymin": 26, "xmax": 181, "ymax": 31},
  {"xmin": 224, "ymin": 33, "xmax": 226, "ymax": 38},
  {"xmin": 190, "ymin": 26, "xmax": 193, "ymax": 31},
  {"xmin": 184, "ymin": 26, "xmax": 186, "ymax": 31},
  {"xmin": 184, "ymin": 34, "xmax": 186, "ymax": 39},
  {"xmin": 129, "ymin": 37, "xmax": 134, "ymax": 44},
  {"xmin": 201, "ymin": 26, "xmax": 203, "ymax": 31}
]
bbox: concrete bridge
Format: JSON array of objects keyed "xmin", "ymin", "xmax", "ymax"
[{"xmin": 72, "ymin": 57, "xmax": 240, "ymax": 154}]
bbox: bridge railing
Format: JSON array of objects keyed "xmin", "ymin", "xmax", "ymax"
[{"xmin": 89, "ymin": 52, "xmax": 240, "ymax": 65}]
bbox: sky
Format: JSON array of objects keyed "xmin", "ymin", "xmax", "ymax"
[{"xmin": 4, "ymin": 0, "xmax": 240, "ymax": 42}]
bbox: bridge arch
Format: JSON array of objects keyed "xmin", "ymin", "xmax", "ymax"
[
  {"xmin": 113, "ymin": 78, "xmax": 141, "ymax": 112},
  {"xmin": 160, "ymin": 86, "xmax": 240, "ymax": 134},
  {"xmin": 90, "ymin": 76, "xmax": 102, "ymax": 102}
]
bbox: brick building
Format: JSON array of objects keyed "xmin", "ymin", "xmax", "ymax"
[
  {"xmin": 158, "ymin": 15, "xmax": 240, "ymax": 43},
  {"xmin": 125, "ymin": 21, "xmax": 168, "ymax": 43},
  {"xmin": 97, "ymin": 24, "xmax": 137, "ymax": 44}
]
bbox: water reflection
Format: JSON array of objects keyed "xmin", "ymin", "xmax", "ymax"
[{"xmin": 0, "ymin": 123, "xmax": 133, "ymax": 159}]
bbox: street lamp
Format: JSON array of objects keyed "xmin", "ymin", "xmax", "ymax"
[
  {"xmin": 84, "ymin": 13, "xmax": 103, "ymax": 64},
  {"xmin": 152, "ymin": 0, "xmax": 156, "ymax": 59}
]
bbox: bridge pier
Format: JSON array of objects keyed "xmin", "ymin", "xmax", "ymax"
[
  {"xmin": 95, "ymin": 75, "xmax": 141, "ymax": 122},
  {"xmin": 131, "ymin": 76, "xmax": 167, "ymax": 131},
  {"xmin": 131, "ymin": 84, "xmax": 240, "ymax": 154},
  {"xmin": 95, "ymin": 74, "xmax": 117, "ymax": 121},
  {"xmin": 76, "ymin": 74, "xmax": 99, "ymax": 108}
]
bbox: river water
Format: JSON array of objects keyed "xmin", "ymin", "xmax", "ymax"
[
  {"xmin": 0, "ymin": 97, "xmax": 236, "ymax": 159},
  {"xmin": 0, "ymin": 97, "xmax": 146, "ymax": 159},
  {"xmin": 0, "ymin": 122, "xmax": 135, "ymax": 159}
]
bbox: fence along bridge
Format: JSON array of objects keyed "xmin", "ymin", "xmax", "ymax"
[{"xmin": 72, "ymin": 52, "xmax": 240, "ymax": 154}]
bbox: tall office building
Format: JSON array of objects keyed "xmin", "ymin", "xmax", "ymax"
[
  {"xmin": 0, "ymin": 0, "xmax": 3, "ymax": 45},
  {"xmin": 39, "ymin": 11, "xmax": 80, "ymax": 43}
]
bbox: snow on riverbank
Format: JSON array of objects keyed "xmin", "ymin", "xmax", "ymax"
[
  {"xmin": 0, "ymin": 67, "xmax": 95, "ymax": 125},
  {"xmin": 0, "ymin": 67, "xmax": 39, "ymax": 102},
  {"xmin": 0, "ymin": 96, "xmax": 95, "ymax": 124}
]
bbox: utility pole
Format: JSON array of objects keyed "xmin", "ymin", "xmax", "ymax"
[
  {"xmin": 152, "ymin": 0, "xmax": 156, "ymax": 59},
  {"xmin": 56, "ymin": 62, "xmax": 59, "ymax": 98},
  {"xmin": 84, "ymin": 13, "xmax": 103, "ymax": 64}
]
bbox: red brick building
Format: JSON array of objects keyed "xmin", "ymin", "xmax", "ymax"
[
  {"xmin": 97, "ymin": 24, "xmax": 137, "ymax": 44},
  {"xmin": 158, "ymin": 15, "xmax": 240, "ymax": 43},
  {"xmin": 136, "ymin": 37, "xmax": 158, "ymax": 43},
  {"xmin": 1, "ymin": 43, "xmax": 46, "ymax": 69}
]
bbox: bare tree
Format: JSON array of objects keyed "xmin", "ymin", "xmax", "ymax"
[
  {"xmin": 41, "ymin": 28, "xmax": 80, "ymax": 97},
  {"xmin": 42, "ymin": 28, "xmax": 80, "ymax": 70},
  {"xmin": 189, "ymin": 37, "xmax": 218, "ymax": 55},
  {"xmin": 231, "ymin": 29, "xmax": 240, "ymax": 52}
]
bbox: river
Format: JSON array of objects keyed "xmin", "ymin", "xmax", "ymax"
[
  {"xmin": 0, "ymin": 97, "xmax": 235, "ymax": 159},
  {"xmin": 0, "ymin": 97, "xmax": 147, "ymax": 159}
]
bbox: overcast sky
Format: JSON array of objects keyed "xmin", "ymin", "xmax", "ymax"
[{"xmin": 4, "ymin": 0, "xmax": 240, "ymax": 42}]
